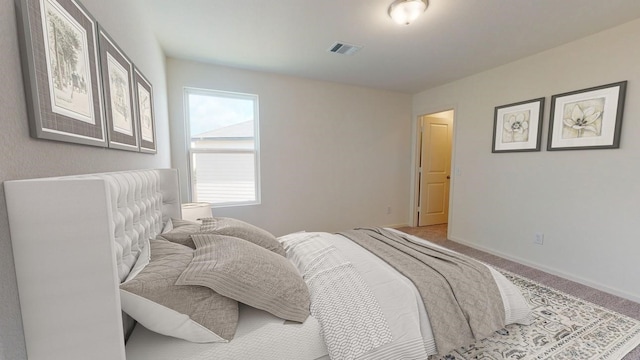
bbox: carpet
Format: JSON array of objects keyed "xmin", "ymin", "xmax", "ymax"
[{"xmin": 432, "ymin": 270, "xmax": 640, "ymax": 360}]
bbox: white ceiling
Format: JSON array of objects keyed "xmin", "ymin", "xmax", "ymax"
[{"xmin": 137, "ymin": 0, "xmax": 640, "ymax": 93}]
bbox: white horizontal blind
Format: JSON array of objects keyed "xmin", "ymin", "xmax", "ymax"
[
  {"xmin": 185, "ymin": 88, "xmax": 260, "ymax": 207},
  {"xmin": 191, "ymin": 152, "xmax": 256, "ymax": 204}
]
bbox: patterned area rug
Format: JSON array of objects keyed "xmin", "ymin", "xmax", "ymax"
[{"xmin": 432, "ymin": 270, "xmax": 640, "ymax": 360}]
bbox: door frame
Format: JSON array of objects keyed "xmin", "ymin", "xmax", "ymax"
[{"xmin": 410, "ymin": 107, "xmax": 457, "ymax": 228}]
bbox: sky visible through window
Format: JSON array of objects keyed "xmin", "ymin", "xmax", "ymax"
[{"xmin": 188, "ymin": 93, "xmax": 254, "ymax": 136}]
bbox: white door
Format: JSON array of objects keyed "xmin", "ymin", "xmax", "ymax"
[{"xmin": 418, "ymin": 114, "xmax": 453, "ymax": 226}]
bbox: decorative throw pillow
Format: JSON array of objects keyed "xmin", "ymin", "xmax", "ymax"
[
  {"xmin": 176, "ymin": 234, "xmax": 310, "ymax": 323},
  {"xmin": 120, "ymin": 239, "xmax": 238, "ymax": 342},
  {"xmin": 124, "ymin": 238, "xmax": 151, "ymax": 282},
  {"xmin": 156, "ymin": 218, "xmax": 201, "ymax": 248},
  {"xmin": 199, "ymin": 217, "xmax": 286, "ymax": 256}
]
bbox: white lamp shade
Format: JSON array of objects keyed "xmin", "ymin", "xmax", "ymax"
[
  {"xmin": 389, "ymin": 0, "xmax": 428, "ymax": 25},
  {"xmin": 181, "ymin": 202, "xmax": 212, "ymax": 221}
]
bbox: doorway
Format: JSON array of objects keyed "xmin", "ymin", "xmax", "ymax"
[{"xmin": 415, "ymin": 110, "xmax": 454, "ymax": 227}]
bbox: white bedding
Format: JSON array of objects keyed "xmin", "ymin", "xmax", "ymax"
[{"xmin": 126, "ymin": 229, "xmax": 531, "ymax": 359}]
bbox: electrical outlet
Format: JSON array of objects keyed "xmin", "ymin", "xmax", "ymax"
[
  {"xmin": 386, "ymin": 206, "xmax": 392, "ymax": 215},
  {"xmin": 534, "ymin": 232, "xmax": 544, "ymax": 245}
]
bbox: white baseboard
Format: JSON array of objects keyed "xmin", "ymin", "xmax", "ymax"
[
  {"xmin": 449, "ymin": 235, "xmax": 640, "ymax": 304},
  {"xmin": 384, "ymin": 223, "xmax": 411, "ymax": 229}
]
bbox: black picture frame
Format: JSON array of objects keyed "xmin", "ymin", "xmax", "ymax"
[
  {"xmin": 548, "ymin": 81, "xmax": 627, "ymax": 151},
  {"xmin": 97, "ymin": 25, "xmax": 139, "ymax": 152},
  {"xmin": 133, "ymin": 67, "xmax": 156, "ymax": 154},
  {"xmin": 16, "ymin": 0, "xmax": 107, "ymax": 147},
  {"xmin": 492, "ymin": 97, "xmax": 545, "ymax": 153}
]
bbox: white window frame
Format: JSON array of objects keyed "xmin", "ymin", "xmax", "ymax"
[{"xmin": 184, "ymin": 87, "xmax": 261, "ymax": 208}]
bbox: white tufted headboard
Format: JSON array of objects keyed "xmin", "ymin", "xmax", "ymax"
[{"xmin": 4, "ymin": 169, "xmax": 181, "ymax": 360}]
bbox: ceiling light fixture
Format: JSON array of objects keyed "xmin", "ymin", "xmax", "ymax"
[{"xmin": 388, "ymin": 0, "xmax": 428, "ymax": 25}]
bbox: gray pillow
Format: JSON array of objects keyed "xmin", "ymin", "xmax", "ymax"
[
  {"xmin": 120, "ymin": 239, "xmax": 238, "ymax": 342},
  {"xmin": 176, "ymin": 234, "xmax": 310, "ymax": 323},
  {"xmin": 199, "ymin": 217, "xmax": 286, "ymax": 256},
  {"xmin": 156, "ymin": 218, "xmax": 201, "ymax": 248}
]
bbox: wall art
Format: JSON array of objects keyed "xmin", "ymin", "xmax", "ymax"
[
  {"xmin": 98, "ymin": 25, "xmax": 139, "ymax": 151},
  {"xmin": 492, "ymin": 97, "xmax": 545, "ymax": 153},
  {"xmin": 548, "ymin": 81, "xmax": 626, "ymax": 150},
  {"xmin": 133, "ymin": 67, "xmax": 156, "ymax": 153},
  {"xmin": 16, "ymin": 0, "xmax": 106, "ymax": 147}
]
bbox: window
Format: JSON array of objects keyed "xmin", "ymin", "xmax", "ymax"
[{"xmin": 185, "ymin": 88, "xmax": 260, "ymax": 207}]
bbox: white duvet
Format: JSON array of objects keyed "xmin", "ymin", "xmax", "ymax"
[
  {"xmin": 126, "ymin": 229, "xmax": 531, "ymax": 360},
  {"xmin": 281, "ymin": 229, "xmax": 532, "ymax": 359}
]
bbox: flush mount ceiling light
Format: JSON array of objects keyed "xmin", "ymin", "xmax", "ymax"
[{"xmin": 388, "ymin": 0, "xmax": 428, "ymax": 25}]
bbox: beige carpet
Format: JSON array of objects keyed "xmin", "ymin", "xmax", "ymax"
[{"xmin": 396, "ymin": 224, "xmax": 640, "ymax": 360}]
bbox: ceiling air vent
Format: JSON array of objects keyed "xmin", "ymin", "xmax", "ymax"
[{"xmin": 328, "ymin": 42, "xmax": 362, "ymax": 55}]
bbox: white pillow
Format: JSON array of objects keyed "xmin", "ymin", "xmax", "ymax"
[
  {"xmin": 124, "ymin": 238, "xmax": 150, "ymax": 282},
  {"xmin": 161, "ymin": 218, "xmax": 174, "ymax": 234},
  {"xmin": 119, "ymin": 291, "xmax": 227, "ymax": 343}
]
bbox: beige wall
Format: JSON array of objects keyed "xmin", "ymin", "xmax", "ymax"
[
  {"xmin": 3, "ymin": 2, "xmax": 639, "ymax": 358},
  {"xmin": 0, "ymin": 0, "xmax": 171, "ymax": 358},
  {"xmin": 413, "ymin": 18, "xmax": 640, "ymax": 302},
  {"xmin": 168, "ymin": 58, "xmax": 413, "ymax": 236}
]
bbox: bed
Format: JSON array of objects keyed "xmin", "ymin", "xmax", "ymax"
[{"xmin": 4, "ymin": 169, "xmax": 531, "ymax": 360}]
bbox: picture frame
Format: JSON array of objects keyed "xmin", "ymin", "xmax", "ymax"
[
  {"xmin": 548, "ymin": 81, "xmax": 627, "ymax": 151},
  {"xmin": 133, "ymin": 67, "xmax": 157, "ymax": 153},
  {"xmin": 97, "ymin": 25, "xmax": 139, "ymax": 152},
  {"xmin": 16, "ymin": 0, "xmax": 107, "ymax": 147},
  {"xmin": 492, "ymin": 97, "xmax": 545, "ymax": 153}
]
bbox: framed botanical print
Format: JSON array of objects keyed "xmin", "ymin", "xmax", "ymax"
[
  {"xmin": 492, "ymin": 97, "xmax": 545, "ymax": 153},
  {"xmin": 548, "ymin": 81, "xmax": 627, "ymax": 151},
  {"xmin": 16, "ymin": 0, "xmax": 106, "ymax": 147},
  {"xmin": 97, "ymin": 25, "xmax": 139, "ymax": 151},
  {"xmin": 133, "ymin": 67, "xmax": 156, "ymax": 153}
]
